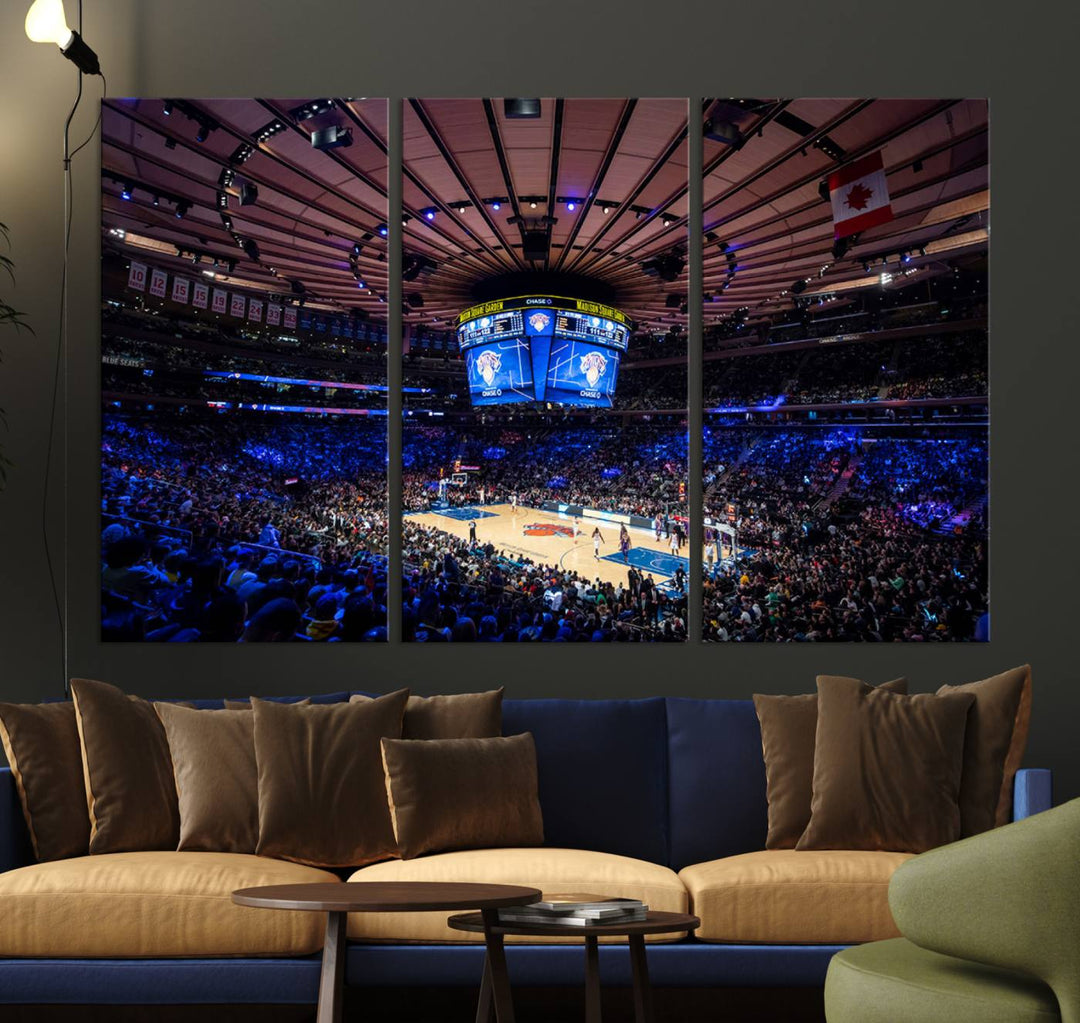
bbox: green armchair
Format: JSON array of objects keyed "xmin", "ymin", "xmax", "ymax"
[{"xmin": 825, "ymin": 798, "xmax": 1080, "ymax": 1023}]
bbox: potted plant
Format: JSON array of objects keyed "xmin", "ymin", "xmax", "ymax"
[{"xmin": 0, "ymin": 220, "xmax": 34, "ymax": 489}]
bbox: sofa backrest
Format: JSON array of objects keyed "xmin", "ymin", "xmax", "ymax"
[
  {"xmin": 665, "ymin": 698, "xmax": 768, "ymax": 870},
  {"xmin": 502, "ymin": 697, "xmax": 670, "ymax": 865}
]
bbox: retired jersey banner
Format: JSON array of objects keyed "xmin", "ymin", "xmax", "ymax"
[
  {"xmin": 127, "ymin": 260, "xmax": 148, "ymax": 292},
  {"xmin": 148, "ymin": 267, "xmax": 168, "ymax": 299},
  {"xmin": 266, "ymin": 303, "xmax": 281, "ymax": 326},
  {"xmin": 192, "ymin": 280, "xmax": 210, "ymax": 309},
  {"xmin": 229, "ymin": 292, "xmax": 246, "ymax": 318},
  {"xmin": 248, "ymin": 298, "xmax": 263, "ymax": 322},
  {"xmin": 171, "ymin": 276, "xmax": 190, "ymax": 304},
  {"xmin": 828, "ymin": 151, "xmax": 893, "ymax": 239},
  {"xmin": 283, "ymin": 305, "xmax": 297, "ymax": 329},
  {"xmin": 212, "ymin": 288, "xmax": 228, "ymax": 314}
]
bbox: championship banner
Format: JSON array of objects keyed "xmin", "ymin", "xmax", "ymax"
[
  {"xmin": 828, "ymin": 151, "xmax": 893, "ymax": 239},
  {"xmin": 283, "ymin": 305, "xmax": 297, "ymax": 329},
  {"xmin": 229, "ymin": 292, "xmax": 246, "ymax": 318},
  {"xmin": 171, "ymin": 276, "xmax": 190, "ymax": 304},
  {"xmin": 192, "ymin": 280, "xmax": 210, "ymax": 309},
  {"xmin": 248, "ymin": 298, "xmax": 263, "ymax": 322},
  {"xmin": 266, "ymin": 303, "xmax": 281, "ymax": 326},
  {"xmin": 212, "ymin": 288, "xmax": 228, "ymax": 314},
  {"xmin": 148, "ymin": 267, "xmax": 168, "ymax": 299},
  {"xmin": 127, "ymin": 260, "xmax": 148, "ymax": 292}
]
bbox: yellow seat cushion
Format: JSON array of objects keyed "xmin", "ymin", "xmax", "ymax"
[
  {"xmin": 0, "ymin": 851, "xmax": 340, "ymax": 957},
  {"xmin": 679, "ymin": 850, "xmax": 914, "ymax": 944},
  {"xmin": 347, "ymin": 847, "xmax": 687, "ymax": 943}
]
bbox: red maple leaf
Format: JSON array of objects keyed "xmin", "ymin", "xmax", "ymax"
[{"xmin": 844, "ymin": 182, "xmax": 874, "ymax": 211}]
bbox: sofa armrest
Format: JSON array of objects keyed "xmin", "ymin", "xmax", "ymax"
[
  {"xmin": 0, "ymin": 767, "xmax": 34, "ymax": 873},
  {"xmin": 1012, "ymin": 768, "xmax": 1052, "ymax": 820},
  {"xmin": 889, "ymin": 799, "xmax": 1080, "ymax": 1023}
]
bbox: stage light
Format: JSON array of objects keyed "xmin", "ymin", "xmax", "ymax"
[
  {"xmin": 25, "ymin": 0, "xmax": 100, "ymax": 74},
  {"xmin": 120, "ymin": 183, "xmax": 133, "ymax": 200},
  {"xmin": 567, "ymin": 201, "xmax": 576, "ymax": 212},
  {"xmin": 357, "ymin": 280, "xmax": 366, "ymax": 288},
  {"xmin": 311, "ymin": 125, "xmax": 352, "ymax": 151},
  {"xmin": 239, "ymin": 182, "xmax": 258, "ymax": 206},
  {"xmin": 458, "ymin": 205, "xmax": 467, "ymax": 214},
  {"xmin": 504, "ymin": 98, "xmax": 541, "ymax": 119},
  {"xmin": 195, "ymin": 122, "xmax": 212, "ymax": 143},
  {"xmin": 175, "ymin": 201, "xmax": 190, "ymax": 219},
  {"xmin": 901, "ymin": 251, "xmax": 912, "ymax": 264},
  {"xmin": 377, "ymin": 224, "xmax": 388, "ymax": 237},
  {"xmin": 491, "ymin": 201, "xmax": 501, "ymax": 211},
  {"xmin": 152, "ymin": 194, "xmax": 160, "ymax": 207},
  {"xmin": 242, "ymin": 238, "xmax": 260, "ymax": 261},
  {"xmin": 529, "ymin": 201, "xmax": 537, "ymax": 209},
  {"xmin": 352, "ymin": 242, "xmax": 362, "ymax": 256},
  {"xmin": 424, "ymin": 209, "xmax": 436, "ymax": 221},
  {"xmin": 162, "ymin": 101, "xmax": 172, "ymax": 116}
]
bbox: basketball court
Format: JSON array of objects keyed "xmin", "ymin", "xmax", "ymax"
[{"xmin": 407, "ymin": 502, "xmax": 710, "ymax": 590}]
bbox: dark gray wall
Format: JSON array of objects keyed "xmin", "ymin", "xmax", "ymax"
[{"xmin": 1, "ymin": 0, "xmax": 1078, "ymax": 801}]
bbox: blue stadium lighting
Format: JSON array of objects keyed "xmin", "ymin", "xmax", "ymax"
[
  {"xmin": 491, "ymin": 202, "xmax": 500, "ymax": 211},
  {"xmin": 120, "ymin": 183, "xmax": 133, "ymax": 200},
  {"xmin": 377, "ymin": 224, "xmax": 388, "ymax": 237},
  {"xmin": 424, "ymin": 209, "xmax": 436, "ymax": 221},
  {"xmin": 357, "ymin": 280, "xmax": 366, "ymax": 288},
  {"xmin": 566, "ymin": 201, "xmax": 576, "ymax": 212}
]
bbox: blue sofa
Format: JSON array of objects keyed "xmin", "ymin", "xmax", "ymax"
[{"xmin": 0, "ymin": 695, "xmax": 1052, "ymax": 1006}]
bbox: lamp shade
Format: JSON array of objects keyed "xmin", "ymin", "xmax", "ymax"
[{"xmin": 24, "ymin": 0, "xmax": 74, "ymax": 47}]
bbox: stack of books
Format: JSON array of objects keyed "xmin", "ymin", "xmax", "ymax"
[{"xmin": 498, "ymin": 893, "xmax": 648, "ymax": 927}]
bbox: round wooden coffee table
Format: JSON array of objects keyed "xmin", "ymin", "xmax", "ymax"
[
  {"xmin": 233, "ymin": 881, "xmax": 541, "ymax": 1023},
  {"xmin": 448, "ymin": 909, "xmax": 700, "ymax": 1023}
]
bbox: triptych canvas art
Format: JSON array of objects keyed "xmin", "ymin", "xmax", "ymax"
[{"xmin": 99, "ymin": 97, "xmax": 989, "ymax": 644}]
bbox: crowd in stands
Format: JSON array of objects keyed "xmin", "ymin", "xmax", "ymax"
[
  {"xmin": 100, "ymin": 414, "xmax": 388, "ymax": 642},
  {"xmin": 703, "ymin": 427, "xmax": 988, "ymax": 642}
]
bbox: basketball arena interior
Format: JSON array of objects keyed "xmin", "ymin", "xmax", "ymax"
[{"xmin": 98, "ymin": 97, "xmax": 988, "ymax": 644}]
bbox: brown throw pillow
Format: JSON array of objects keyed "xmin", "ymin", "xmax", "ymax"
[
  {"xmin": 937, "ymin": 665, "xmax": 1032, "ymax": 835},
  {"xmin": 0, "ymin": 702, "xmax": 89, "ymax": 861},
  {"xmin": 350, "ymin": 689, "xmax": 504, "ymax": 739},
  {"xmin": 222, "ymin": 698, "xmax": 311, "ymax": 710},
  {"xmin": 155, "ymin": 704, "xmax": 260, "ymax": 853},
  {"xmin": 253, "ymin": 689, "xmax": 409, "ymax": 868},
  {"xmin": 797, "ymin": 676, "xmax": 974, "ymax": 853},
  {"xmin": 381, "ymin": 733, "xmax": 544, "ymax": 859},
  {"xmin": 71, "ymin": 678, "xmax": 181, "ymax": 854},
  {"xmin": 753, "ymin": 677, "xmax": 907, "ymax": 849}
]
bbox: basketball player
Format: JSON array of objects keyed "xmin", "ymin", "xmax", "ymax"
[
  {"xmin": 669, "ymin": 528, "xmax": 680, "ymax": 559},
  {"xmin": 468, "ymin": 520, "xmax": 477, "ymax": 545},
  {"xmin": 510, "ymin": 492, "xmax": 518, "ymax": 514},
  {"xmin": 619, "ymin": 524, "xmax": 631, "ymax": 564},
  {"xmin": 478, "ymin": 485, "xmax": 485, "ymax": 506},
  {"xmin": 592, "ymin": 526, "xmax": 605, "ymax": 561},
  {"xmin": 574, "ymin": 516, "xmax": 584, "ymax": 542}
]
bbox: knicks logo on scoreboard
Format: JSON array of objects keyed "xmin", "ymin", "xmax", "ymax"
[
  {"xmin": 522, "ymin": 523, "xmax": 574, "ymax": 537},
  {"xmin": 475, "ymin": 349, "xmax": 502, "ymax": 385},
  {"xmin": 579, "ymin": 350, "xmax": 608, "ymax": 388},
  {"xmin": 527, "ymin": 312, "xmax": 551, "ymax": 333}
]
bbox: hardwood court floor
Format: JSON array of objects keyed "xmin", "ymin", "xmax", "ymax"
[{"xmin": 406, "ymin": 503, "xmax": 694, "ymax": 589}]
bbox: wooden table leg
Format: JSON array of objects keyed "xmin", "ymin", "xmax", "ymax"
[
  {"xmin": 480, "ymin": 909, "xmax": 516, "ymax": 1023},
  {"xmin": 316, "ymin": 910, "xmax": 347, "ymax": 1023},
  {"xmin": 584, "ymin": 934, "xmax": 602, "ymax": 1023},
  {"xmin": 475, "ymin": 952, "xmax": 495, "ymax": 1023},
  {"xmin": 629, "ymin": 933, "xmax": 654, "ymax": 1023}
]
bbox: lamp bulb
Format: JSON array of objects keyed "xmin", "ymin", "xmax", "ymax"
[{"xmin": 25, "ymin": 0, "xmax": 73, "ymax": 47}]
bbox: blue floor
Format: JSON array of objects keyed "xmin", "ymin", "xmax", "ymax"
[
  {"xmin": 601, "ymin": 546, "xmax": 689, "ymax": 580},
  {"xmin": 427, "ymin": 507, "xmax": 498, "ymax": 521}
]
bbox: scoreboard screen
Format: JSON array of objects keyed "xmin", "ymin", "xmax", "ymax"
[
  {"xmin": 456, "ymin": 296, "xmax": 628, "ymax": 408},
  {"xmin": 463, "ymin": 338, "xmax": 533, "ymax": 405}
]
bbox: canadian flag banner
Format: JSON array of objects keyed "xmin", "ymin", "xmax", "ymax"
[
  {"xmin": 828, "ymin": 151, "xmax": 893, "ymax": 239},
  {"xmin": 149, "ymin": 268, "xmax": 168, "ymax": 299},
  {"xmin": 229, "ymin": 292, "xmax": 246, "ymax": 318},
  {"xmin": 283, "ymin": 305, "xmax": 297, "ymax": 329},
  {"xmin": 192, "ymin": 281, "xmax": 210, "ymax": 309},
  {"xmin": 171, "ymin": 276, "xmax": 190, "ymax": 304},
  {"xmin": 212, "ymin": 288, "xmax": 228, "ymax": 314},
  {"xmin": 248, "ymin": 298, "xmax": 263, "ymax": 322},
  {"xmin": 266, "ymin": 303, "xmax": 281, "ymax": 326},
  {"xmin": 127, "ymin": 261, "xmax": 148, "ymax": 291}
]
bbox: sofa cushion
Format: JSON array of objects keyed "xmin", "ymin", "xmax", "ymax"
[
  {"xmin": 353, "ymin": 689, "xmax": 504, "ymax": 739},
  {"xmin": 679, "ymin": 850, "xmax": 913, "ymax": 944},
  {"xmin": 346, "ymin": 847, "xmax": 687, "ymax": 943},
  {"xmin": 666, "ymin": 699, "xmax": 767, "ymax": 870},
  {"xmin": 502, "ymin": 698, "xmax": 669, "ymax": 865},
  {"xmin": 0, "ymin": 852, "xmax": 339, "ymax": 957},
  {"xmin": 825, "ymin": 938, "xmax": 1060, "ymax": 1023}
]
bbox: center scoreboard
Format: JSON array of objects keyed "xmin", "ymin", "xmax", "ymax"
[{"xmin": 458, "ymin": 296, "xmax": 629, "ymax": 408}]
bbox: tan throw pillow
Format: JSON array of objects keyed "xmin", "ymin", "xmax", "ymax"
[
  {"xmin": 155, "ymin": 704, "xmax": 259, "ymax": 853},
  {"xmin": 71, "ymin": 678, "xmax": 181, "ymax": 854},
  {"xmin": 797, "ymin": 676, "xmax": 974, "ymax": 854},
  {"xmin": 222, "ymin": 698, "xmax": 311, "ymax": 710},
  {"xmin": 381, "ymin": 734, "xmax": 544, "ymax": 860},
  {"xmin": 0, "ymin": 702, "xmax": 89, "ymax": 861},
  {"xmin": 937, "ymin": 665, "xmax": 1032, "ymax": 835},
  {"xmin": 252, "ymin": 690, "xmax": 409, "ymax": 868},
  {"xmin": 753, "ymin": 677, "xmax": 907, "ymax": 849},
  {"xmin": 350, "ymin": 689, "xmax": 504, "ymax": 739}
]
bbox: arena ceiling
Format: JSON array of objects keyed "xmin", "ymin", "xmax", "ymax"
[{"xmin": 100, "ymin": 97, "xmax": 988, "ymax": 336}]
